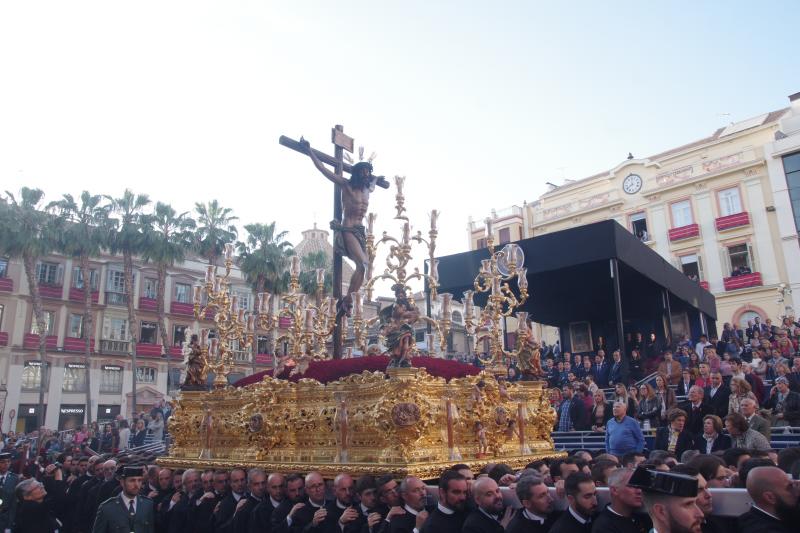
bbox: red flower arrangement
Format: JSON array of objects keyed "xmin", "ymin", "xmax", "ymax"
[{"xmin": 233, "ymin": 355, "xmax": 480, "ymax": 387}]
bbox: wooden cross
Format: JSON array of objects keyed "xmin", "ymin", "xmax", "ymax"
[{"xmin": 279, "ymin": 125, "xmax": 389, "ymax": 359}]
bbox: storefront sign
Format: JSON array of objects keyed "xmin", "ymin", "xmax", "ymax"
[
  {"xmin": 102, "ymin": 365, "xmax": 123, "ymax": 371},
  {"xmin": 60, "ymin": 407, "xmax": 85, "ymax": 414},
  {"xmin": 66, "ymin": 362, "xmax": 86, "ymax": 369}
]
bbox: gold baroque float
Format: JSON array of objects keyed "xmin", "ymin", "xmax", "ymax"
[{"xmin": 160, "ymin": 367, "xmax": 561, "ymax": 478}]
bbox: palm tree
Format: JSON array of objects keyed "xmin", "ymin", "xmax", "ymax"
[
  {"xmin": 298, "ymin": 250, "xmax": 332, "ymax": 297},
  {"xmin": 237, "ymin": 223, "xmax": 293, "ymax": 367},
  {"xmin": 108, "ymin": 190, "xmax": 151, "ymax": 417},
  {"xmin": 48, "ymin": 191, "xmax": 113, "ymax": 425},
  {"xmin": 141, "ymin": 203, "xmax": 195, "ymax": 393},
  {"xmin": 194, "ymin": 200, "xmax": 238, "ymax": 265},
  {"xmin": 0, "ymin": 188, "xmax": 58, "ymax": 430}
]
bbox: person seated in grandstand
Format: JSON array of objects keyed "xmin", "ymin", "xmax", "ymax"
[
  {"xmin": 740, "ymin": 397, "xmax": 771, "ymax": 440},
  {"xmin": 420, "ymin": 470, "xmax": 468, "ymax": 533},
  {"xmin": 677, "ymin": 369, "xmax": 695, "ymax": 397},
  {"xmin": 506, "ymin": 475, "xmax": 556, "ymax": 533},
  {"xmin": 677, "ymin": 386, "xmax": 712, "ymax": 436},
  {"xmin": 693, "ymin": 415, "xmax": 731, "ymax": 455},
  {"xmin": 654, "ymin": 408, "xmax": 694, "ymax": 459},
  {"xmin": 724, "ymin": 413, "xmax": 770, "ymax": 451},
  {"xmin": 703, "ymin": 372, "xmax": 731, "ymax": 419},
  {"xmin": 763, "ymin": 376, "xmax": 800, "ymax": 427},
  {"xmin": 738, "ymin": 466, "xmax": 798, "ymax": 533},
  {"xmin": 658, "ymin": 351, "xmax": 683, "ymax": 386},
  {"xmin": 549, "ymin": 472, "xmax": 597, "ymax": 533}
]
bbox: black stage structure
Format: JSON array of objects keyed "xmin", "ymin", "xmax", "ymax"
[{"xmin": 433, "ymin": 220, "xmax": 717, "ymax": 357}]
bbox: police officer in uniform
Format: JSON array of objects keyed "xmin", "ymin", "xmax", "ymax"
[
  {"xmin": 92, "ymin": 465, "xmax": 155, "ymax": 533},
  {"xmin": 0, "ymin": 452, "xmax": 19, "ymax": 532}
]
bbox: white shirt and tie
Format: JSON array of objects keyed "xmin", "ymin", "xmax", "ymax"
[{"xmin": 121, "ymin": 492, "xmax": 137, "ymax": 515}]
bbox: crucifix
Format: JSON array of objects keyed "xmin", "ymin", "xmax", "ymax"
[{"xmin": 279, "ymin": 125, "xmax": 390, "ymax": 358}]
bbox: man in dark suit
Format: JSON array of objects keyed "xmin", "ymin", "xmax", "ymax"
[
  {"xmin": 388, "ymin": 476, "xmax": 430, "ymax": 533},
  {"xmin": 592, "ymin": 351, "xmax": 610, "ymax": 388},
  {"xmin": 214, "ymin": 467, "xmax": 248, "ymax": 533},
  {"xmin": 191, "ymin": 470, "xmax": 227, "ymax": 533},
  {"xmin": 740, "ymin": 398, "xmax": 771, "ymax": 440},
  {"xmin": 92, "ymin": 460, "xmax": 122, "ymax": 519},
  {"xmin": 166, "ymin": 468, "xmax": 202, "ymax": 533},
  {"xmin": 676, "ymin": 369, "xmax": 695, "ymax": 397},
  {"xmin": 344, "ymin": 476, "xmax": 380, "ymax": 533},
  {"xmin": 420, "ymin": 471, "xmax": 467, "ymax": 533},
  {"xmin": 280, "ymin": 471, "xmax": 330, "ymax": 532},
  {"xmin": 591, "ymin": 468, "xmax": 650, "ymax": 533},
  {"xmin": 677, "ymin": 386, "xmax": 712, "ymax": 436},
  {"xmin": 703, "ymin": 372, "xmax": 730, "ymax": 419},
  {"xmin": 269, "ymin": 474, "xmax": 306, "ymax": 533},
  {"xmin": 75, "ymin": 457, "xmax": 104, "ymax": 533},
  {"xmin": 248, "ymin": 472, "xmax": 284, "ymax": 533},
  {"xmin": 654, "ymin": 408, "xmax": 694, "ymax": 459},
  {"xmin": 737, "ymin": 466, "xmax": 796, "ymax": 533},
  {"xmin": 0, "ymin": 452, "xmax": 19, "ymax": 532},
  {"xmin": 230, "ymin": 468, "xmax": 266, "ymax": 533},
  {"xmin": 549, "ymin": 472, "xmax": 596, "ymax": 533},
  {"xmin": 462, "ymin": 477, "xmax": 513, "ymax": 533},
  {"xmin": 557, "ymin": 386, "xmax": 587, "ymax": 432},
  {"xmin": 92, "ymin": 465, "xmax": 156, "ymax": 533},
  {"xmin": 607, "ymin": 350, "xmax": 627, "ymax": 387},
  {"xmin": 506, "ymin": 475, "xmax": 556, "ymax": 533}
]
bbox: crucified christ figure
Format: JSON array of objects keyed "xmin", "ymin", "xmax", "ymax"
[{"xmin": 300, "ymin": 138, "xmax": 382, "ymax": 317}]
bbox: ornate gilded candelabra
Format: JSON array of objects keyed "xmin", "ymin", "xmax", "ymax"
[
  {"xmin": 193, "ymin": 244, "xmax": 253, "ymax": 388},
  {"xmin": 355, "ymin": 175, "xmax": 451, "ymax": 354},
  {"xmin": 253, "ymin": 256, "xmax": 337, "ymax": 374},
  {"xmin": 463, "ymin": 218, "xmax": 530, "ymax": 370}
]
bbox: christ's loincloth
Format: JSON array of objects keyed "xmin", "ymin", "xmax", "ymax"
[{"xmin": 330, "ymin": 221, "xmax": 367, "ymax": 257}]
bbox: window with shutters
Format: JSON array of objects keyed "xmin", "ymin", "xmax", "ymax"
[
  {"xmin": 630, "ymin": 212, "xmax": 649, "ymax": 241},
  {"xmin": 679, "ymin": 254, "xmax": 703, "ymax": 281},
  {"xmin": 104, "ymin": 317, "xmax": 128, "ymax": 340},
  {"xmin": 174, "ymin": 283, "xmax": 191, "ymax": 303},
  {"xmin": 36, "ymin": 262, "xmax": 63, "ymax": 286},
  {"xmin": 670, "ymin": 200, "xmax": 693, "ymax": 227},
  {"xmin": 143, "ymin": 278, "xmax": 157, "ymax": 299},
  {"xmin": 140, "ymin": 321, "xmax": 158, "ymax": 344},
  {"xmin": 233, "ymin": 290, "xmax": 252, "ymax": 311},
  {"xmin": 63, "ymin": 365, "xmax": 87, "ymax": 392},
  {"xmin": 106, "ymin": 268, "xmax": 129, "ymax": 305},
  {"xmin": 136, "ymin": 366, "xmax": 157, "ymax": 384},
  {"xmin": 68, "ymin": 313, "xmax": 84, "ymax": 338},
  {"xmin": 257, "ymin": 335, "xmax": 270, "ymax": 354},
  {"xmin": 72, "ymin": 267, "xmax": 99, "ymax": 290},
  {"xmin": 30, "ymin": 310, "xmax": 55, "ymax": 335},
  {"xmin": 718, "ymin": 187, "xmax": 743, "ymax": 217},
  {"xmin": 22, "ymin": 362, "xmax": 50, "ymax": 390},
  {"xmin": 726, "ymin": 243, "xmax": 754, "ymax": 276},
  {"xmin": 498, "ymin": 227, "xmax": 511, "ymax": 244},
  {"xmin": 173, "ymin": 325, "xmax": 187, "ymax": 347},
  {"xmin": 100, "ymin": 367, "xmax": 123, "ymax": 393}
]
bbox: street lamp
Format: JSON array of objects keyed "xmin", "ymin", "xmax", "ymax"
[{"xmin": 0, "ymin": 383, "xmax": 7, "ymax": 432}]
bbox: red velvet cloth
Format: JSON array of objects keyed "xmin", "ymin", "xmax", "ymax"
[{"xmin": 233, "ymin": 355, "xmax": 480, "ymax": 387}]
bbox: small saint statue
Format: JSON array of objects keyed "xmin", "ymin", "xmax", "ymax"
[
  {"xmin": 380, "ymin": 284, "xmax": 421, "ymax": 370},
  {"xmin": 475, "ymin": 421, "xmax": 488, "ymax": 458},
  {"xmin": 198, "ymin": 404, "xmax": 214, "ymax": 459},
  {"xmin": 182, "ymin": 334, "xmax": 208, "ymax": 390}
]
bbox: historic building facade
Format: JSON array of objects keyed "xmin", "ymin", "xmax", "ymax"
[{"xmin": 469, "ymin": 93, "xmax": 800, "ymax": 340}]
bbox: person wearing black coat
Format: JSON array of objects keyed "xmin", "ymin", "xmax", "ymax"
[
  {"xmin": 736, "ymin": 465, "xmax": 796, "ymax": 533},
  {"xmin": 653, "ymin": 408, "xmax": 694, "ymax": 459},
  {"xmin": 704, "ymin": 374, "xmax": 731, "ymax": 419},
  {"xmin": 505, "ymin": 476, "xmax": 557, "ymax": 533},
  {"xmin": 12, "ymin": 473, "xmax": 64, "ymax": 533},
  {"xmin": 461, "ymin": 477, "xmax": 514, "ymax": 533},
  {"xmin": 75, "ymin": 460, "xmax": 103, "ymax": 533},
  {"xmin": 419, "ymin": 471, "xmax": 468, "ymax": 533},
  {"xmin": 607, "ymin": 351, "xmax": 627, "ymax": 387},
  {"xmin": 556, "ymin": 387, "xmax": 587, "ymax": 432},
  {"xmin": 677, "ymin": 388, "xmax": 713, "ymax": 436},
  {"xmin": 549, "ymin": 473, "xmax": 596, "ymax": 533}
]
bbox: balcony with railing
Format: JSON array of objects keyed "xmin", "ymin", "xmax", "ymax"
[
  {"xmin": 138, "ymin": 296, "xmax": 158, "ymax": 312},
  {"xmin": 699, "ymin": 281, "xmax": 710, "ymax": 291},
  {"xmin": 23, "ymin": 333, "xmax": 58, "ymax": 350},
  {"xmin": 136, "ymin": 343, "xmax": 163, "ymax": 358},
  {"xmin": 170, "ymin": 301, "xmax": 194, "ymax": 317},
  {"xmin": 232, "ymin": 350, "xmax": 251, "ymax": 363},
  {"xmin": 38, "ymin": 284, "xmax": 63, "ymax": 299},
  {"xmin": 0, "ymin": 277, "xmax": 12, "ymax": 292},
  {"xmin": 69, "ymin": 287, "xmax": 99, "ymax": 304},
  {"xmin": 63, "ymin": 337, "xmax": 95, "ymax": 353},
  {"xmin": 0, "ymin": 332, "xmax": 8, "ymax": 346},
  {"xmin": 168, "ymin": 346, "xmax": 185, "ymax": 360},
  {"xmin": 254, "ymin": 353, "xmax": 273, "ymax": 365},
  {"xmin": 723, "ymin": 272, "xmax": 763, "ymax": 291},
  {"xmin": 715, "ymin": 211, "xmax": 750, "ymax": 232},
  {"xmin": 99, "ymin": 339, "xmax": 130, "ymax": 355},
  {"xmin": 105, "ymin": 291, "xmax": 128, "ymax": 306},
  {"xmin": 668, "ymin": 223, "xmax": 700, "ymax": 242}
]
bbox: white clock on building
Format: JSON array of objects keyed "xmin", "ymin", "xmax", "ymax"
[{"xmin": 623, "ymin": 173, "xmax": 643, "ymax": 194}]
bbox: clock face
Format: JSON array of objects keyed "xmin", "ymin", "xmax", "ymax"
[{"xmin": 623, "ymin": 174, "xmax": 643, "ymax": 194}]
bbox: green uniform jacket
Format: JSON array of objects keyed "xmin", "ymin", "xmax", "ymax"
[{"xmin": 92, "ymin": 494, "xmax": 155, "ymax": 533}]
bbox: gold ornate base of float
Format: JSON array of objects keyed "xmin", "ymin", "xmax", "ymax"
[{"xmin": 160, "ymin": 367, "xmax": 564, "ymax": 479}]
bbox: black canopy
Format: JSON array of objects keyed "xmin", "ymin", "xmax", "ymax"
[{"xmin": 434, "ymin": 220, "xmax": 716, "ymax": 354}]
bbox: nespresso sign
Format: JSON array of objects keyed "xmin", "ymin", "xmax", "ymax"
[
  {"xmin": 66, "ymin": 363, "xmax": 86, "ymax": 369},
  {"xmin": 102, "ymin": 365, "xmax": 123, "ymax": 371},
  {"xmin": 60, "ymin": 407, "xmax": 84, "ymax": 414}
]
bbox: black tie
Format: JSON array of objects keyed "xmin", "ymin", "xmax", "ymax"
[{"xmin": 129, "ymin": 498, "xmax": 135, "ymax": 517}]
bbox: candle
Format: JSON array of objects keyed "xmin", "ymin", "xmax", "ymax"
[
  {"xmin": 492, "ymin": 277, "xmax": 501, "ymax": 295},
  {"xmin": 327, "ymin": 297, "xmax": 337, "ymax": 317},
  {"xmin": 506, "ymin": 243, "xmax": 520, "ymax": 266},
  {"xmin": 224, "ymin": 243, "xmax": 234, "ymax": 260},
  {"xmin": 426, "ymin": 333, "xmax": 436, "ymax": 354},
  {"xmin": 316, "ymin": 268, "xmax": 325, "ymax": 286},
  {"xmin": 402, "ymin": 223, "xmax": 410, "ymax": 245},
  {"xmin": 441, "ymin": 293, "xmax": 452, "ymax": 320},
  {"xmin": 463, "ymin": 290, "xmax": 474, "ymax": 317},
  {"xmin": 367, "ymin": 212, "xmax": 377, "ymax": 234},
  {"xmin": 429, "ymin": 210, "xmax": 440, "ymax": 231},
  {"xmin": 351, "ymin": 291, "xmax": 363, "ymax": 318},
  {"xmin": 305, "ymin": 309, "xmax": 316, "ymax": 332},
  {"xmin": 480, "ymin": 259, "xmax": 491, "ymax": 275},
  {"xmin": 247, "ymin": 315, "xmax": 255, "ymax": 332},
  {"xmin": 205, "ymin": 265, "xmax": 214, "ymax": 283},
  {"xmin": 262, "ymin": 292, "xmax": 272, "ymax": 314},
  {"xmin": 210, "ymin": 338, "xmax": 219, "ymax": 355},
  {"xmin": 430, "ymin": 258, "xmax": 439, "ymax": 283},
  {"xmin": 344, "ymin": 346, "xmax": 353, "ymax": 359},
  {"xmin": 517, "ymin": 267, "xmax": 528, "ymax": 290},
  {"xmin": 485, "ymin": 217, "xmax": 493, "ymax": 238},
  {"xmin": 516, "ymin": 312, "xmax": 529, "ymax": 332},
  {"xmin": 237, "ymin": 308, "xmax": 245, "ymax": 322},
  {"xmin": 193, "ymin": 285, "xmax": 202, "ymax": 304},
  {"xmin": 290, "ymin": 256, "xmax": 301, "ymax": 277},
  {"xmin": 298, "ymin": 294, "xmax": 307, "ymax": 311},
  {"xmin": 213, "ymin": 278, "xmax": 221, "ymax": 293},
  {"xmin": 200, "ymin": 329, "xmax": 209, "ymax": 345},
  {"xmin": 230, "ymin": 295, "xmax": 239, "ymax": 313},
  {"xmin": 394, "ymin": 175, "xmax": 405, "ymax": 196}
]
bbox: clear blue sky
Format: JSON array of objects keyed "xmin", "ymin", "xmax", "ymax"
[{"xmin": 1, "ymin": 1, "xmax": 797, "ymax": 261}]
